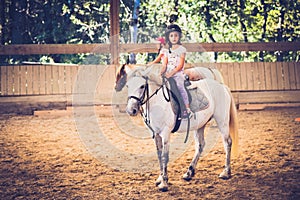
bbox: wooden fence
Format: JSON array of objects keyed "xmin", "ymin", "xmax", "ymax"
[
  {"xmin": 193, "ymin": 62, "xmax": 300, "ymax": 105},
  {"xmin": 1, "ymin": 62, "xmax": 299, "ymax": 95},
  {"xmin": 0, "ymin": 62, "xmax": 299, "ymax": 111}
]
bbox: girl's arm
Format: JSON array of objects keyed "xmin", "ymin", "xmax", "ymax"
[
  {"xmin": 147, "ymin": 53, "xmax": 163, "ymax": 65},
  {"xmin": 160, "ymin": 56, "xmax": 168, "ymax": 75}
]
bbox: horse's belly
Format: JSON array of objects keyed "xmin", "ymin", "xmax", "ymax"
[{"xmin": 177, "ymin": 106, "xmax": 213, "ymax": 132}]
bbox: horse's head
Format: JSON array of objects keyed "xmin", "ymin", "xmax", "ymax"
[
  {"xmin": 115, "ymin": 64, "xmax": 153, "ymax": 92},
  {"xmin": 126, "ymin": 76, "xmax": 148, "ymax": 116},
  {"xmin": 115, "ymin": 64, "xmax": 128, "ymax": 92}
]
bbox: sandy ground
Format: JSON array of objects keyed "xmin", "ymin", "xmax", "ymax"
[{"xmin": 0, "ymin": 106, "xmax": 299, "ymax": 199}]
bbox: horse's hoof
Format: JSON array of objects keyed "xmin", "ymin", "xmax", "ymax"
[
  {"xmin": 182, "ymin": 173, "xmax": 192, "ymax": 181},
  {"xmin": 219, "ymin": 170, "xmax": 231, "ymax": 180},
  {"xmin": 155, "ymin": 175, "xmax": 163, "ymax": 186},
  {"xmin": 183, "ymin": 167, "xmax": 195, "ymax": 181},
  {"xmin": 158, "ymin": 182, "xmax": 168, "ymax": 192}
]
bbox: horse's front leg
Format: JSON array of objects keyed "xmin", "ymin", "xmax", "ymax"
[
  {"xmin": 154, "ymin": 132, "xmax": 170, "ymax": 191},
  {"xmin": 154, "ymin": 133, "xmax": 163, "ymax": 185},
  {"xmin": 183, "ymin": 127, "xmax": 205, "ymax": 181}
]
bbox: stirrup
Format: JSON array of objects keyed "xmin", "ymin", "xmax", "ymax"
[
  {"xmin": 187, "ymin": 110, "xmax": 193, "ymax": 119},
  {"xmin": 182, "ymin": 109, "xmax": 193, "ymax": 119}
]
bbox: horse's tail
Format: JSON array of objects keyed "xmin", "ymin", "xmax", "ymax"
[{"xmin": 229, "ymin": 90, "xmax": 239, "ymax": 158}]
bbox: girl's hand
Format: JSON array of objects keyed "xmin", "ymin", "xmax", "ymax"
[
  {"xmin": 165, "ymin": 72, "xmax": 171, "ymax": 78},
  {"xmin": 165, "ymin": 70, "xmax": 175, "ymax": 78}
]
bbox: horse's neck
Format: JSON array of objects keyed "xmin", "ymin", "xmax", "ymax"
[{"xmin": 147, "ymin": 83, "xmax": 173, "ymax": 111}]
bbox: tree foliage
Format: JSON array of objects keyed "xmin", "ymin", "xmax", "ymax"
[{"xmin": 0, "ymin": 0, "xmax": 299, "ymax": 64}]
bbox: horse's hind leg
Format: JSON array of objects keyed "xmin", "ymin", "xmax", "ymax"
[
  {"xmin": 183, "ymin": 127, "xmax": 205, "ymax": 181},
  {"xmin": 218, "ymin": 124, "xmax": 232, "ymax": 179}
]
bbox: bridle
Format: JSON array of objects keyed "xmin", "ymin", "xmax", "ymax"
[
  {"xmin": 127, "ymin": 76, "xmax": 190, "ymax": 143},
  {"xmin": 127, "ymin": 76, "xmax": 170, "ymax": 138}
]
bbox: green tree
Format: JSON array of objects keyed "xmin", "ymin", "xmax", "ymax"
[{"xmin": 1, "ymin": 0, "xmax": 299, "ymax": 64}]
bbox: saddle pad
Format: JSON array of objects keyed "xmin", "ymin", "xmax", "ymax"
[
  {"xmin": 168, "ymin": 78, "xmax": 209, "ymax": 115},
  {"xmin": 189, "ymin": 87, "xmax": 209, "ymax": 112}
]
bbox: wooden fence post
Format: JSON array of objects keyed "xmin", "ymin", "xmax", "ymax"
[{"xmin": 109, "ymin": 0, "xmax": 120, "ymax": 65}]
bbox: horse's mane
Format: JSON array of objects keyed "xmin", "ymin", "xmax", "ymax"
[{"xmin": 127, "ymin": 64, "xmax": 163, "ymax": 85}]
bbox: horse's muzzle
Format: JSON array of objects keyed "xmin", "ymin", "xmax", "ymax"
[
  {"xmin": 126, "ymin": 107, "xmax": 138, "ymax": 116},
  {"xmin": 126, "ymin": 99, "xmax": 139, "ymax": 116}
]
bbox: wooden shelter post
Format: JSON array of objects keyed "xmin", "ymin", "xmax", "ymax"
[{"xmin": 109, "ymin": 0, "xmax": 120, "ymax": 65}]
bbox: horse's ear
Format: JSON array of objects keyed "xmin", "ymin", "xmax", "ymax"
[
  {"xmin": 121, "ymin": 64, "xmax": 126, "ymax": 72},
  {"xmin": 116, "ymin": 64, "xmax": 125, "ymax": 76}
]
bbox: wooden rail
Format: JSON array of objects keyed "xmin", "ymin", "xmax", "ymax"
[
  {"xmin": 1, "ymin": 41, "xmax": 300, "ymax": 55},
  {"xmin": 1, "ymin": 62, "xmax": 299, "ymax": 98}
]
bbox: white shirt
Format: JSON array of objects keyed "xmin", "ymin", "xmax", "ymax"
[{"xmin": 166, "ymin": 45, "xmax": 186, "ymax": 75}]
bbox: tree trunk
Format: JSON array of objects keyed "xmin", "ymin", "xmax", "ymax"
[
  {"xmin": 276, "ymin": 6, "xmax": 285, "ymax": 61},
  {"xmin": 11, "ymin": 0, "xmax": 27, "ymax": 44},
  {"xmin": 204, "ymin": 1, "xmax": 218, "ymax": 61},
  {"xmin": 238, "ymin": 0, "xmax": 249, "ymax": 60},
  {"xmin": 238, "ymin": 0, "xmax": 248, "ymax": 43},
  {"xmin": 0, "ymin": 0, "xmax": 5, "ymax": 45},
  {"xmin": 129, "ymin": 0, "xmax": 140, "ymax": 64},
  {"xmin": 0, "ymin": 0, "xmax": 5, "ymax": 64},
  {"xmin": 259, "ymin": 0, "xmax": 268, "ymax": 61}
]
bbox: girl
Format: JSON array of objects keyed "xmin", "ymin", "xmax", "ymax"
[{"xmin": 161, "ymin": 24, "xmax": 192, "ymax": 119}]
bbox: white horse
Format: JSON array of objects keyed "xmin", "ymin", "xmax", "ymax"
[{"xmin": 124, "ymin": 66, "xmax": 238, "ymax": 191}]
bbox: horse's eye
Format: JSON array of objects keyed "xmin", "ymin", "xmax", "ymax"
[{"xmin": 140, "ymin": 85, "xmax": 145, "ymax": 89}]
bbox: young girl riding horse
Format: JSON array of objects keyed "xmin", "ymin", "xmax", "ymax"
[{"xmin": 161, "ymin": 24, "xmax": 191, "ymax": 119}]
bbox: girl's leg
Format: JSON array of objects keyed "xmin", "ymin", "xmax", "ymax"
[{"xmin": 174, "ymin": 75, "xmax": 191, "ymax": 118}]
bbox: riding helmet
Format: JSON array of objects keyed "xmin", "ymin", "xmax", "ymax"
[{"xmin": 165, "ymin": 24, "xmax": 182, "ymax": 46}]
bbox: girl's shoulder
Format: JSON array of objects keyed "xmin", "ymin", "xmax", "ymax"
[
  {"xmin": 178, "ymin": 45, "xmax": 187, "ymax": 52},
  {"xmin": 160, "ymin": 48, "xmax": 168, "ymax": 54},
  {"xmin": 175, "ymin": 45, "xmax": 186, "ymax": 54}
]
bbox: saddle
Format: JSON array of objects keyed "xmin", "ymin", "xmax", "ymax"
[{"xmin": 168, "ymin": 77, "xmax": 209, "ymax": 132}]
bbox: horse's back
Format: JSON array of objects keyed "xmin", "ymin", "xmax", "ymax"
[
  {"xmin": 191, "ymin": 78, "xmax": 231, "ymax": 109},
  {"xmin": 185, "ymin": 67, "xmax": 224, "ymax": 83}
]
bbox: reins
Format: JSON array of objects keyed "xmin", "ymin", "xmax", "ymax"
[
  {"xmin": 128, "ymin": 76, "xmax": 190, "ymax": 143},
  {"xmin": 128, "ymin": 77, "xmax": 163, "ymax": 138},
  {"xmin": 128, "ymin": 77, "xmax": 170, "ymax": 139}
]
